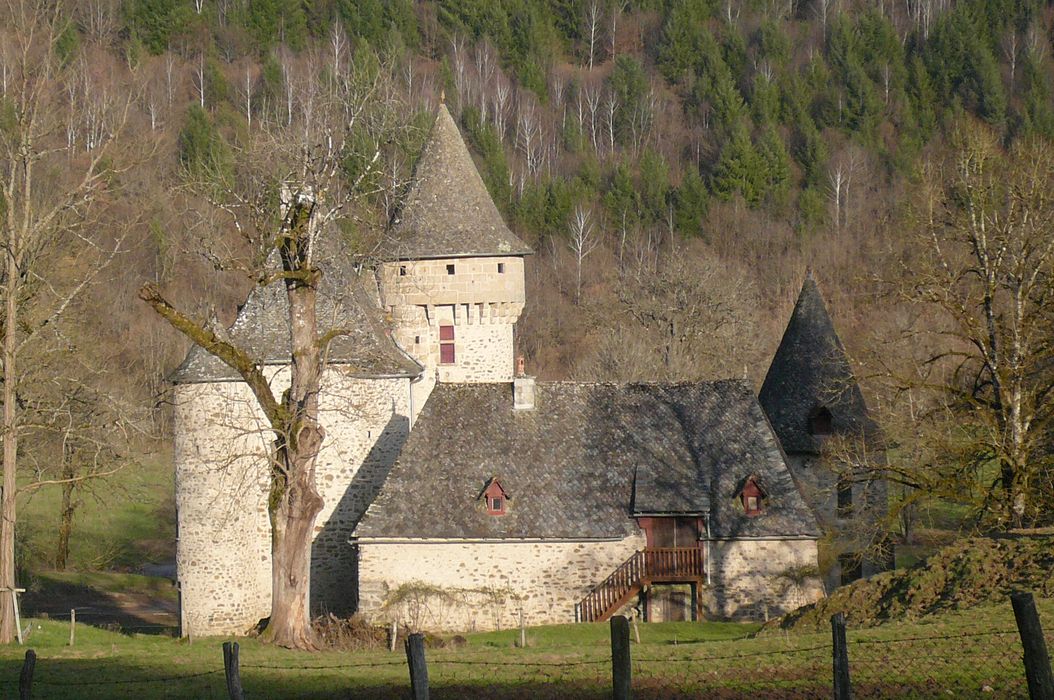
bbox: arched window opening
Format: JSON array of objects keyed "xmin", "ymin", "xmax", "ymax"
[{"xmin": 810, "ymin": 406, "xmax": 834, "ymax": 435}]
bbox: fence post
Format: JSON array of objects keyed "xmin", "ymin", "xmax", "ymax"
[
  {"xmin": 832, "ymin": 613, "xmax": 852, "ymax": 700},
  {"xmin": 1011, "ymin": 591, "xmax": 1054, "ymax": 700},
  {"xmin": 69, "ymin": 609, "xmax": 75, "ymax": 647},
  {"xmin": 389, "ymin": 620, "xmax": 398, "ymax": 653},
  {"xmin": 19, "ymin": 649, "xmax": 35, "ymax": 700},
  {"xmin": 223, "ymin": 641, "xmax": 244, "ymax": 700},
  {"xmin": 611, "ymin": 615, "xmax": 632, "ymax": 700},
  {"xmin": 405, "ymin": 633, "xmax": 429, "ymax": 700}
]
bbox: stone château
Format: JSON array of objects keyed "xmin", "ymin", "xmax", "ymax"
[{"xmin": 169, "ymin": 103, "xmax": 885, "ymax": 636}]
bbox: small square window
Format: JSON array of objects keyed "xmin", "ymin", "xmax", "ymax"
[
  {"xmin": 414, "ymin": 336, "xmax": 420, "ymax": 344},
  {"xmin": 746, "ymin": 496, "xmax": 758, "ymax": 512},
  {"xmin": 446, "ymin": 264, "xmax": 455, "ymax": 275},
  {"xmin": 399, "ymin": 265, "xmax": 407, "ymax": 276},
  {"xmin": 497, "ymin": 263, "xmax": 505, "ymax": 273},
  {"xmin": 491, "ymin": 497, "xmax": 503, "ymax": 511}
]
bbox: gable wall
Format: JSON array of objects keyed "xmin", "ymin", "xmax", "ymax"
[
  {"xmin": 174, "ymin": 369, "xmax": 411, "ymax": 637},
  {"xmin": 705, "ymin": 539, "xmax": 824, "ymax": 620}
]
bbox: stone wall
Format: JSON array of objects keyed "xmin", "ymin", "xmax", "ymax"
[
  {"xmin": 785, "ymin": 454, "xmax": 890, "ymax": 591},
  {"xmin": 357, "ymin": 535, "xmax": 646, "ymax": 632},
  {"xmin": 174, "ymin": 369, "xmax": 411, "ymax": 637},
  {"xmin": 379, "ymin": 256, "xmax": 525, "ymax": 420},
  {"xmin": 378, "ymin": 256, "xmax": 525, "ymax": 308},
  {"xmin": 705, "ymin": 538, "xmax": 824, "ymax": 620}
]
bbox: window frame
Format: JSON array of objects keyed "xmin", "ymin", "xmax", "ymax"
[{"xmin": 439, "ymin": 324, "xmax": 456, "ymax": 365}]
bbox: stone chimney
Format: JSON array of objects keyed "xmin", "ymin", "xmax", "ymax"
[{"xmin": 513, "ymin": 356, "xmax": 535, "ymax": 410}]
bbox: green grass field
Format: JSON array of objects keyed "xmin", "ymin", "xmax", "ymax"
[
  {"xmin": 17, "ymin": 449, "xmax": 175, "ymax": 575},
  {"xmin": 0, "ymin": 598, "xmax": 1047, "ymax": 699}
]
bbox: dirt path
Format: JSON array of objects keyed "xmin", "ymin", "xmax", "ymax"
[{"xmin": 23, "ymin": 574, "xmax": 178, "ymax": 633}]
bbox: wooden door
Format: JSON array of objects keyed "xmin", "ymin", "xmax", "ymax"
[{"xmin": 651, "ymin": 518, "xmax": 698, "ymax": 548}]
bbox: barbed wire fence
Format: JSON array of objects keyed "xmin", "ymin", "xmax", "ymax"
[{"xmin": 6, "ymin": 591, "xmax": 1053, "ymax": 699}]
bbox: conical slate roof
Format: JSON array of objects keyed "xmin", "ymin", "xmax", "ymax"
[
  {"xmin": 172, "ymin": 256, "xmax": 422, "ymax": 383},
  {"xmin": 759, "ymin": 273, "xmax": 879, "ymax": 455},
  {"xmin": 388, "ymin": 104, "xmax": 532, "ymax": 260}
]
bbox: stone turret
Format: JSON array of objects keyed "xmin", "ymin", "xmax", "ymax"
[
  {"xmin": 759, "ymin": 271, "xmax": 889, "ymax": 589},
  {"xmin": 170, "ymin": 256, "xmax": 422, "ymax": 636},
  {"xmin": 380, "ymin": 104, "xmax": 532, "ymax": 418}
]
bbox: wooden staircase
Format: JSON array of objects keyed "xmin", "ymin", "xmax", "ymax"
[{"xmin": 576, "ymin": 547, "xmax": 704, "ymax": 623}]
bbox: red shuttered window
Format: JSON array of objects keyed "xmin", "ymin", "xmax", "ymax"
[{"xmin": 439, "ymin": 324, "xmax": 455, "ymax": 364}]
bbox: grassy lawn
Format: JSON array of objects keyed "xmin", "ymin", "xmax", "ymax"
[
  {"xmin": 0, "ymin": 599, "xmax": 1046, "ymax": 699},
  {"xmin": 17, "ymin": 449, "xmax": 175, "ymax": 574}
]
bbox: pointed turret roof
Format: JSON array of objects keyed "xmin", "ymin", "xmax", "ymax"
[
  {"xmin": 172, "ymin": 253, "xmax": 423, "ymax": 383},
  {"xmin": 388, "ymin": 104, "xmax": 532, "ymax": 260},
  {"xmin": 759, "ymin": 272, "xmax": 879, "ymax": 455}
]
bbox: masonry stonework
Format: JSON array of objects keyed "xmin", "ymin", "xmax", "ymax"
[
  {"xmin": 174, "ymin": 369, "xmax": 411, "ymax": 637},
  {"xmin": 357, "ymin": 535, "xmax": 646, "ymax": 631},
  {"xmin": 706, "ymin": 539, "xmax": 824, "ymax": 620},
  {"xmin": 379, "ymin": 256, "xmax": 525, "ymax": 418}
]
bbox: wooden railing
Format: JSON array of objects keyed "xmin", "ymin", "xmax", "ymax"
[{"xmin": 576, "ymin": 547, "xmax": 704, "ymax": 623}]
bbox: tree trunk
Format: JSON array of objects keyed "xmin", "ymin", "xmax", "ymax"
[
  {"xmin": 263, "ymin": 432, "xmax": 325, "ymax": 649},
  {"xmin": 1, "ymin": 247, "xmax": 18, "ymax": 642},
  {"xmin": 261, "ymin": 250, "xmax": 326, "ymax": 649},
  {"xmin": 55, "ymin": 450, "xmax": 76, "ymax": 571}
]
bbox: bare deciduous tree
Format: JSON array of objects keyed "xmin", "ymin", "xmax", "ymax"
[
  {"xmin": 139, "ymin": 53, "xmax": 407, "ymax": 650},
  {"xmin": 568, "ymin": 205, "xmax": 599, "ymax": 305},
  {"xmin": 584, "ymin": 0, "xmax": 602, "ymax": 70},
  {"xmin": 871, "ymin": 120, "xmax": 1054, "ymax": 529},
  {"xmin": 0, "ymin": 0, "xmax": 134, "ymax": 642}
]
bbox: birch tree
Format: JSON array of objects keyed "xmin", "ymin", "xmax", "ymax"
[
  {"xmin": 568, "ymin": 205, "xmax": 599, "ymax": 305},
  {"xmin": 877, "ymin": 120, "xmax": 1054, "ymax": 529}
]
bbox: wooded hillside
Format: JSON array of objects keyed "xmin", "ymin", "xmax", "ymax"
[{"xmin": 2, "ymin": 0, "xmax": 1052, "ymax": 575}]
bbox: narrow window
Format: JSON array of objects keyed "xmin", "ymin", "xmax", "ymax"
[
  {"xmin": 491, "ymin": 497, "xmax": 503, "ymax": 511},
  {"xmin": 839, "ymin": 554, "xmax": 862, "ymax": 585},
  {"xmin": 497, "ymin": 262, "xmax": 505, "ymax": 273},
  {"xmin": 414, "ymin": 336, "xmax": 420, "ymax": 345},
  {"xmin": 439, "ymin": 324, "xmax": 455, "ymax": 364},
  {"xmin": 837, "ymin": 478, "xmax": 853, "ymax": 518},
  {"xmin": 810, "ymin": 406, "xmax": 834, "ymax": 435},
  {"xmin": 399, "ymin": 265, "xmax": 407, "ymax": 276},
  {"xmin": 746, "ymin": 496, "xmax": 758, "ymax": 512},
  {"xmin": 446, "ymin": 263, "xmax": 455, "ymax": 275}
]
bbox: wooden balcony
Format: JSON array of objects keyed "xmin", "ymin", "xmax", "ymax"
[{"xmin": 576, "ymin": 547, "xmax": 704, "ymax": 623}]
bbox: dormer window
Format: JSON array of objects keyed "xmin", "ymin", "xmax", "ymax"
[
  {"xmin": 810, "ymin": 406, "xmax": 833, "ymax": 435},
  {"xmin": 738, "ymin": 476, "xmax": 767, "ymax": 517},
  {"xmin": 480, "ymin": 477, "xmax": 509, "ymax": 516}
]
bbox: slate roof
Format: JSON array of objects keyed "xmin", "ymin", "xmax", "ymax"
[
  {"xmin": 354, "ymin": 380, "xmax": 819, "ymax": 541},
  {"xmin": 171, "ymin": 258, "xmax": 422, "ymax": 383},
  {"xmin": 387, "ymin": 104, "xmax": 532, "ymax": 260},
  {"xmin": 759, "ymin": 272, "xmax": 880, "ymax": 455}
]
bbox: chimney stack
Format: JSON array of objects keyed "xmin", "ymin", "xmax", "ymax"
[{"xmin": 513, "ymin": 356, "xmax": 535, "ymax": 410}]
